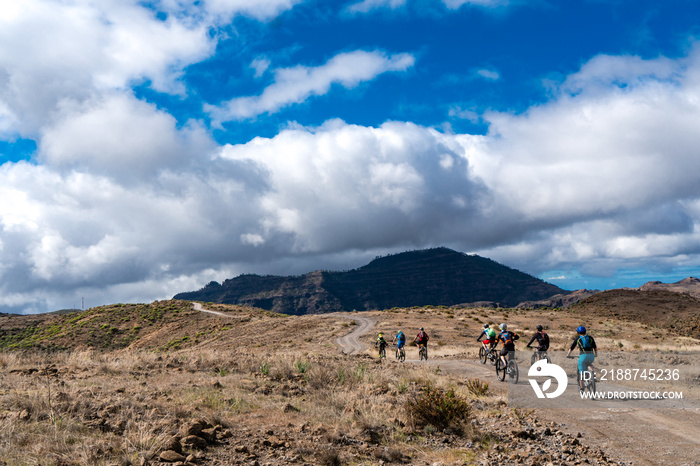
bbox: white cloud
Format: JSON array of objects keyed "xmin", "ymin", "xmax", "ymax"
[
  {"xmin": 251, "ymin": 57, "xmax": 272, "ymax": 78},
  {"xmin": 0, "ymin": 0, "xmax": 300, "ymax": 138},
  {"xmin": 39, "ymin": 92, "xmax": 214, "ymax": 179},
  {"xmin": 476, "ymin": 68, "xmax": 500, "ymax": 80},
  {"xmin": 206, "ymin": 50, "xmax": 416, "ymax": 122},
  {"xmin": 442, "ymin": 0, "xmax": 510, "ymax": 9},
  {"xmin": 218, "ymin": 119, "xmax": 479, "ymax": 252},
  {"xmin": 345, "ymin": 0, "xmax": 407, "ymax": 14}
]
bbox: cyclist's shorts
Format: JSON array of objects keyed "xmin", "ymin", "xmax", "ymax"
[
  {"xmin": 482, "ymin": 339, "xmax": 492, "ymax": 345},
  {"xmin": 578, "ymin": 353, "xmax": 595, "ymax": 373},
  {"xmin": 538, "ymin": 345, "xmax": 549, "ymax": 351},
  {"xmin": 499, "ymin": 347, "xmax": 511, "ymax": 357},
  {"xmin": 397, "ymin": 341, "xmax": 405, "ymax": 349}
]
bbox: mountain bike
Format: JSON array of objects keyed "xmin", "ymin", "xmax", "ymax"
[
  {"xmin": 376, "ymin": 342, "xmax": 387, "ymax": 359},
  {"xmin": 418, "ymin": 344, "xmax": 428, "ymax": 361},
  {"xmin": 479, "ymin": 345, "xmax": 498, "ymax": 365},
  {"xmin": 495, "ymin": 352, "xmax": 519, "ymax": 384},
  {"xmin": 528, "ymin": 346, "xmax": 551, "ymax": 365},
  {"xmin": 395, "ymin": 346, "xmax": 406, "ymax": 362},
  {"xmin": 568, "ymin": 355, "xmax": 596, "ymax": 397}
]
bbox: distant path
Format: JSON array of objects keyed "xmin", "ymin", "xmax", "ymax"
[
  {"xmin": 334, "ymin": 314, "xmax": 375, "ymax": 355},
  {"xmin": 192, "ymin": 302, "xmax": 242, "ymax": 318}
]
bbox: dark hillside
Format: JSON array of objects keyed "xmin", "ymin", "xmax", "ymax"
[{"xmin": 175, "ymin": 247, "xmax": 566, "ymax": 314}]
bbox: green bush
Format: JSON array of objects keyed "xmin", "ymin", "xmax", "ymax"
[
  {"xmin": 405, "ymin": 383, "xmax": 472, "ymax": 432},
  {"xmin": 464, "ymin": 378, "xmax": 489, "ymax": 397}
]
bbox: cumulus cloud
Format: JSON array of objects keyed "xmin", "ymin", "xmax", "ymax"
[
  {"xmin": 39, "ymin": 92, "xmax": 214, "ymax": 179},
  {"xmin": 205, "ymin": 50, "xmax": 416, "ymax": 122},
  {"xmin": 0, "ymin": 0, "xmax": 300, "ymax": 138},
  {"xmin": 218, "ymin": 119, "xmax": 481, "ymax": 252}
]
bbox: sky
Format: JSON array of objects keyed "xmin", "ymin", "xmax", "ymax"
[{"xmin": 2, "ymin": 0, "xmax": 700, "ymax": 313}]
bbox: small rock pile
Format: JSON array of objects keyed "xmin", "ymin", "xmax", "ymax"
[{"xmin": 151, "ymin": 419, "xmax": 233, "ymax": 466}]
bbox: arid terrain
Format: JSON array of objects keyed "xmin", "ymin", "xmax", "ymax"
[{"xmin": 0, "ymin": 299, "xmax": 698, "ymax": 465}]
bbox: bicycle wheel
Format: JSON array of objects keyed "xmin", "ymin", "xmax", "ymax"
[
  {"xmin": 396, "ymin": 349, "xmax": 400, "ymax": 360},
  {"xmin": 488, "ymin": 352, "xmax": 496, "ymax": 366},
  {"xmin": 400, "ymin": 349, "xmax": 405, "ymax": 362},
  {"xmin": 544, "ymin": 354, "xmax": 551, "ymax": 364},
  {"xmin": 530, "ymin": 353, "xmax": 537, "ymax": 366},
  {"xmin": 380, "ymin": 347, "xmax": 386, "ymax": 358},
  {"xmin": 508, "ymin": 360, "xmax": 519, "ymax": 384},
  {"xmin": 479, "ymin": 347, "xmax": 487, "ymax": 364},
  {"xmin": 585, "ymin": 371, "xmax": 596, "ymax": 396},
  {"xmin": 495, "ymin": 358, "xmax": 506, "ymax": 381}
]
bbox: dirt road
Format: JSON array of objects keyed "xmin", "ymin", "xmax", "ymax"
[
  {"xmin": 334, "ymin": 314, "xmax": 376, "ymax": 355},
  {"xmin": 333, "ymin": 313, "xmax": 700, "ymax": 466},
  {"xmin": 192, "ymin": 302, "xmax": 243, "ymax": 318}
]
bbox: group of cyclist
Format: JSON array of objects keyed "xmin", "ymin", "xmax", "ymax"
[
  {"xmin": 375, "ymin": 327, "xmax": 429, "ymax": 359},
  {"xmin": 476, "ymin": 322, "xmax": 597, "ymax": 390},
  {"xmin": 376, "ymin": 321, "xmax": 597, "ymax": 391}
]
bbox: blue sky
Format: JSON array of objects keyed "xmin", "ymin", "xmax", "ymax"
[{"xmin": 2, "ymin": 0, "xmax": 700, "ymax": 313}]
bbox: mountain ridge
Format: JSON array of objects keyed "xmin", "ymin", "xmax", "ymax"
[{"xmin": 174, "ymin": 247, "xmax": 567, "ymax": 314}]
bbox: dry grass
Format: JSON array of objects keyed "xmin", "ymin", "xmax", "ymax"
[
  {"xmin": 0, "ymin": 342, "xmax": 483, "ymax": 465},
  {"xmin": 1, "ymin": 300, "xmax": 698, "ymax": 465}
]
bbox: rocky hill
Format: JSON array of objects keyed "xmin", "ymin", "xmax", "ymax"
[
  {"xmin": 570, "ymin": 288, "xmax": 700, "ymax": 339},
  {"xmin": 634, "ymin": 276, "xmax": 700, "ymax": 298},
  {"xmin": 174, "ymin": 247, "xmax": 567, "ymax": 314}
]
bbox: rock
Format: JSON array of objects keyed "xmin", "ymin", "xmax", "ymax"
[
  {"xmin": 164, "ymin": 436, "xmax": 183, "ymax": 454},
  {"xmin": 282, "ymin": 403, "xmax": 300, "ymax": 413},
  {"xmin": 181, "ymin": 435, "xmax": 208, "ymax": 450},
  {"xmin": 199, "ymin": 427, "xmax": 218, "ymax": 443},
  {"xmin": 18, "ymin": 409, "xmax": 31, "ymax": 422},
  {"xmin": 159, "ymin": 450, "xmax": 186, "ymax": 462},
  {"xmin": 184, "ymin": 420, "xmax": 205, "ymax": 436}
]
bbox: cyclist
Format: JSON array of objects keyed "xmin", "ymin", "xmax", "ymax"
[
  {"xmin": 392, "ymin": 330, "xmax": 406, "ymax": 355},
  {"xmin": 375, "ymin": 333, "xmax": 388, "ymax": 357},
  {"xmin": 476, "ymin": 324, "xmax": 497, "ymax": 352},
  {"xmin": 414, "ymin": 327, "xmax": 429, "ymax": 355},
  {"xmin": 526, "ymin": 325, "xmax": 550, "ymax": 358},
  {"xmin": 566, "ymin": 326, "xmax": 597, "ymax": 391},
  {"xmin": 496, "ymin": 323, "xmax": 519, "ymax": 370}
]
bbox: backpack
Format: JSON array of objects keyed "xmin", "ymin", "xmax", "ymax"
[
  {"xmin": 540, "ymin": 332, "xmax": 550, "ymax": 347},
  {"xmin": 502, "ymin": 331, "xmax": 518, "ymax": 346},
  {"xmin": 578, "ymin": 335, "xmax": 593, "ymax": 352},
  {"xmin": 397, "ymin": 332, "xmax": 405, "ymax": 343},
  {"xmin": 486, "ymin": 328, "xmax": 496, "ymax": 339}
]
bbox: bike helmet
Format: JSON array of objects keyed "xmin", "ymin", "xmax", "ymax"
[
  {"xmin": 499, "ymin": 323, "xmax": 507, "ymax": 331},
  {"xmin": 379, "ymin": 333, "xmax": 383, "ymax": 337},
  {"xmin": 484, "ymin": 324, "xmax": 490, "ymax": 329},
  {"xmin": 419, "ymin": 327, "xmax": 424, "ymax": 331},
  {"xmin": 576, "ymin": 326, "xmax": 586, "ymax": 334},
  {"xmin": 536, "ymin": 325, "xmax": 543, "ymax": 331}
]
